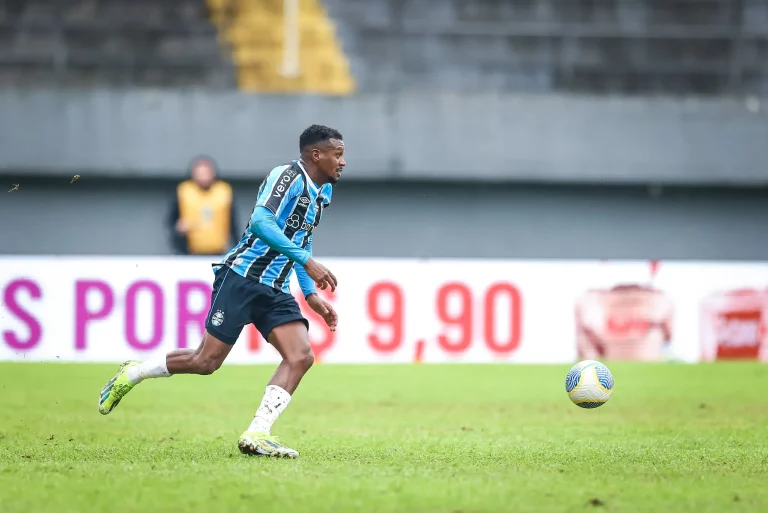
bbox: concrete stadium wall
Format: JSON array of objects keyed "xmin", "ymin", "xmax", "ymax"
[
  {"xmin": 1, "ymin": 177, "xmax": 768, "ymax": 260},
  {"xmin": 2, "ymin": 89, "xmax": 768, "ymax": 185}
]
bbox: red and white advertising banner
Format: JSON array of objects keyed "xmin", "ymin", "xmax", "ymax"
[{"xmin": 1, "ymin": 257, "xmax": 767, "ymax": 364}]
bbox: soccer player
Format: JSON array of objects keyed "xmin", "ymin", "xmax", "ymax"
[{"xmin": 98, "ymin": 125, "xmax": 346, "ymax": 459}]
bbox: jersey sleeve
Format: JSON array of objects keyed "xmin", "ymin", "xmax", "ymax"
[
  {"xmin": 255, "ymin": 166, "xmax": 303, "ymax": 218},
  {"xmin": 249, "ymin": 208, "xmax": 311, "ymax": 265},
  {"xmin": 295, "ymin": 235, "xmax": 317, "ymax": 297}
]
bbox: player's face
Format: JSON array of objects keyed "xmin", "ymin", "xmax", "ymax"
[{"xmin": 314, "ymin": 139, "xmax": 345, "ymax": 184}]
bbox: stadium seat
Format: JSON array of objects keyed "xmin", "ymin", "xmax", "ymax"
[
  {"xmin": 207, "ymin": 0, "xmax": 355, "ymax": 95},
  {"xmin": 1, "ymin": 0, "xmax": 764, "ymax": 94},
  {"xmin": 319, "ymin": 0, "xmax": 768, "ymax": 95},
  {"xmin": 0, "ymin": 0, "xmax": 233, "ymax": 88}
]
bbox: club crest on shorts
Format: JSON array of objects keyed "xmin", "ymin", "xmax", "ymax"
[{"xmin": 211, "ymin": 310, "xmax": 225, "ymax": 327}]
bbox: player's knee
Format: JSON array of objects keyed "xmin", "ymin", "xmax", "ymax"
[
  {"xmin": 287, "ymin": 346, "xmax": 314, "ymax": 372},
  {"xmin": 302, "ymin": 350, "xmax": 315, "ymax": 370}
]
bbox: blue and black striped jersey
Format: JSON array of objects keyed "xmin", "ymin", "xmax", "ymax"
[{"xmin": 221, "ymin": 160, "xmax": 332, "ymax": 293}]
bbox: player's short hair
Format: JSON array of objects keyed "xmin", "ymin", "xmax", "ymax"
[{"xmin": 299, "ymin": 124, "xmax": 343, "ymax": 151}]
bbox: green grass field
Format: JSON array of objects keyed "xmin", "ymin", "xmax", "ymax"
[{"xmin": 1, "ymin": 362, "xmax": 767, "ymax": 513}]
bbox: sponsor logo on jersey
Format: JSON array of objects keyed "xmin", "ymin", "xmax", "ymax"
[
  {"xmin": 286, "ymin": 214, "xmax": 301, "ymax": 229},
  {"xmin": 273, "ymin": 173, "xmax": 294, "ymax": 198}
]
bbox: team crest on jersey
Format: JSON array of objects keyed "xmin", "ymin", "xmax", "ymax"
[
  {"xmin": 298, "ymin": 196, "xmax": 310, "ymax": 207},
  {"xmin": 211, "ymin": 310, "xmax": 225, "ymax": 327}
]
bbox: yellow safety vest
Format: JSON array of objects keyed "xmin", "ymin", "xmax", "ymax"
[{"xmin": 177, "ymin": 180, "xmax": 233, "ymax": 254}]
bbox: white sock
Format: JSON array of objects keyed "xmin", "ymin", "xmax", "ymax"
[
  {"xmin": 247, "ymin": 385, "xmax": 292, "ymax": 434},
  {"xmin": 126, "ymin": 356, "xmax": 171, "ymax": 385}
]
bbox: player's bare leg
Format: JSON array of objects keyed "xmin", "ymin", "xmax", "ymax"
[
  {"xmin": 98, "ymin": 331, "xmax": 233, "ymax": 414},
  {"xmin": 238, "ymin": 321, "xmax": 313, "ymax": 458},
  {"xmin": 264, "ymin": 321, "xmax": 315, "ymax": 394},
  {"xmin": 164, "ymin": 331, "xmax": 233, "ymax": 375}
]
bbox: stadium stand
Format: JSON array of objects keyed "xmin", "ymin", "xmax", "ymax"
[
  {"xmin": 0, "ymin": 0, "xmax": 354, "ymax": 94},
  {"xmin": 0, "ymin": 0, "xmax": 233, "ymax": 88},
  {"xmin": 324, "ymin": 0, "xmax": 768, "ymax": 95},
  {"xmin": 0, "ymin": 0, "xmax": 765, "ymax": 96}
]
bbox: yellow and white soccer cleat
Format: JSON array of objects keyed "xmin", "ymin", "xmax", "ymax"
[{"xmin": 238, "ymin": 431, "xmax": 299, "ymax": 458}]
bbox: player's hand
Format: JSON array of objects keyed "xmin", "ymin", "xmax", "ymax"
[
  {"xmin": 306, "ymin": 293, "xmax": 338, "ymax": 332},
  {"xmin": 303, "ymin": 258, "xmax": 337, "ymax": 292}
]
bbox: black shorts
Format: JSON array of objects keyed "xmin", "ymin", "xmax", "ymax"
[{"xmin": 205, "ymin": 266, "xmax": 308, "ymax": 344}]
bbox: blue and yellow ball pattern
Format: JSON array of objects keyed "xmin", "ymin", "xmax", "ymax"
[{"xmin": 565, "ymin": 360, "xmax": 614, "ymax": 408}]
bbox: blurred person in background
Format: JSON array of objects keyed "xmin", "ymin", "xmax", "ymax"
[{"xmin": 168, "ymin": 156, "xmax": 240, "ymax": 256}]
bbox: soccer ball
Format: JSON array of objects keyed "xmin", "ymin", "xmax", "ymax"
[{"xmin": 565, "ymin": 360, "xmax": 614, "ymax": 408}]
